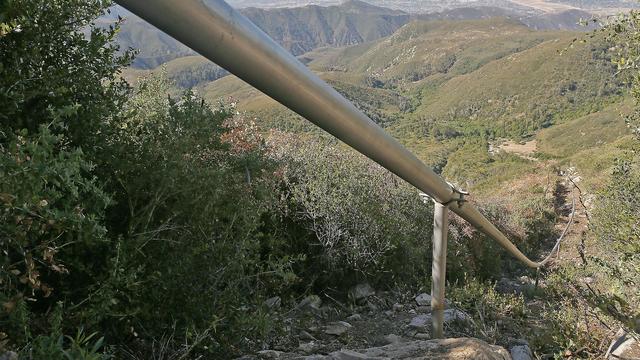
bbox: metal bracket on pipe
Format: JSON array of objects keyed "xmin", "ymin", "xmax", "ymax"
[
  {"xmin": 419, "ymin": 182, "xmax": 468, "ymax": 208},
  {"xmin": 442, "ymin": 182, "xmax": 469, "ymax": 208}
]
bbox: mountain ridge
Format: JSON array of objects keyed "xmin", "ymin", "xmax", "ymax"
[{"xmin": 110, "ymin": 1, "xmax": 600, "ymax": 71}]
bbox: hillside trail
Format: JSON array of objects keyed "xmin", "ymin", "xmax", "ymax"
[
  {"xmin": 238, "ymin": 286, "xmax": 522, "ymax": 360},
  {"xmin": 237, "ymin": 171, "xmax": 595, "ymax": 360}
]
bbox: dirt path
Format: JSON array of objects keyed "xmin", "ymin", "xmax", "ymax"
[
  {"xmin": 490, "ymin": 139, "xmax": 538, "ymax": 161},
  {"xmin": 550, "ymin": 169, "xmax": 590, "ymax": 266},
  {"xmin": 507, "ymin": 0, "xmax": 577, "ymax": 13}
]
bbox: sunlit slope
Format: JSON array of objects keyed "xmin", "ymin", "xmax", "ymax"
[
  {"xmin": 201, "ymin": 18, "xmax": 620, "ymax": 138},
  {"xmin": 202, "ymin": 18, "xmax": 555, "ymax": 126},
  {"xmin": 195, "ymin": 16, "xmax": 632, "ymax": 197},
  {"xmin": 536, "ymin": 100, "xmax": 634, "ymax": 188},
  {"xmin": 201, "ymin": 71, "xmax": 411, "ymax": 131},
  {"xmin": 121, "ymin": 55, "xmax": 228, "ymax": 89},
  {"xmin": 307, "ymin": 18, "xmax": 554, "ymax": 85},
  {"xmin": 390, "ymin": 30, "xmax": 621, "ymax": 139}
]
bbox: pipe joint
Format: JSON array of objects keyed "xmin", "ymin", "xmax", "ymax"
[
  {"xmin": 419, "ymin": 184, "xmax": 467, "ymax": 208},
  {"xmin": 442, "ymin": 182, "xmax": 469, "ymax": 208}
]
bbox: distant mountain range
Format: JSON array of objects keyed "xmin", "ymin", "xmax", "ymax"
[
  {"xmin": 107, "ymin": 0, "xmax": 600, "ymax": 70},
  {"xmin": 225, "ymin": 0, "xmax": 639, "ymax": 13}
]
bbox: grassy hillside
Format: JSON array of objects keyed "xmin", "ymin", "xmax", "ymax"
[
  {"xmin": 307, "ymin": 18, "xmax": 552, "ymax": 85},
  {"xmin": 393, "ymin": 29, "xmax": 622, "ymax": 139},
  {"xmin": 111, "ymin": 16, "xmax": 196, "ymax": 69},
  {"xmin": 121, "ymin": 55, "xmax": 228, "ymax": 89},
  {"xmin": 111, "ymin": 1, "xmax": 597, "ymax": 71},
  {"xmin": 195, "ymin": 17, "xmax": 629, "ymax": 196}
]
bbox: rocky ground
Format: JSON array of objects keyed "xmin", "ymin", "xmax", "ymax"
[{"xmin": 236, "ymin": 285, "xmax": 534, "ymax": 360}]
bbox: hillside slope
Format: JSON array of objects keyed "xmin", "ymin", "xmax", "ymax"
[
  {"xmin": 111, "ymin": 1, "xmax": 598, "ymax": 70},
  {"xmin": 196, "ymin": 17, "xmax": 627, "ymax": 190},
  {"xmin": 114, "ymin": 0, "xmax": 409, "ymax": 69}
]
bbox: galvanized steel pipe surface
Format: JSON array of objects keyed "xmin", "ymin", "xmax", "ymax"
[
  {"xmin": 431, "ymin": 203, "xmax": 449, "ymax": 338},
  {"xmin": 116, "ymin": 0, "xmax": 546, "ymax": 268}
]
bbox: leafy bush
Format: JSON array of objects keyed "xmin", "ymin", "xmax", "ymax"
[
  {"xmin": 269, "ymin": 135, "xmax": 434, "ymax": 289},
  {"xmin": 32, "ymin": 72, "xmax": 292, "ymax": 357},
  {"xmin": 0, "ymin": 120, "xmax": 112, "ymax": 343},
  {"xmin": 1, "ymin": 0, "xmax": 129, "ymax": 353},
  {"xmin": 0, "ymin": 0, "xmax": 132, "ymax": 152}
]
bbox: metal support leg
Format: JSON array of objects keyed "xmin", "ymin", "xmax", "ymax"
[{"xmin": 431, "ymin": 202, "xmax": 449, "ymax": 339}]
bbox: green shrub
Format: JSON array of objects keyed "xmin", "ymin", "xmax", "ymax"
[
  {"xmin": 449, "ymin": 277, "xmax": 527, "ymax": 345},
  {"xmin": 269, "ymin": 136, "xmax": 434, "ymax": 289},
  {"xmin": 0, "ymin": 120, "xmax": 113, "ymax": 345}
]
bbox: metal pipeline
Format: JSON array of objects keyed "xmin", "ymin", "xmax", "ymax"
[{"xmin": 115, "ymin": 0, "xmax": 547, "ymax": 268}]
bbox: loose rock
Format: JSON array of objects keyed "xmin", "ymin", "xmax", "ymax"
[
  {"xmin": 408, "ymin": 309, "xmax": 470, "ymax": 330},
  {"xmin": 297, "ymin": 295, "xmax": 322, "ymax": 312},
  {"xmin": 383, "ymin": 334, "xmax": 403, "ymax": 345},
  {"xmin": 299, "ymin": 330, "xmax": 317, "ymax": 341},
  {"xmin": 346, "ymin": 313, "xmax": 362, "ymax": 322},
  {"xmin": 510, "ymin": 344, "xmax": 533, "ymax": 360},
  {"xmin": 348, "ymin": 283, "xmax": 375, "ymax": 303},
  {"xmin": 257, "ymin": 349, "xmax": 282, "ymax": 359},
  {"xmin": 298, "ymin": 341, "xmax": 320, "ymax": 354},
  {"xmin": 328, "ymin": 349, "xmax": 370, "ymax": 360},
  {"xmin": 415, "ymin": 293, "xmax": 432, "ymax": 306},
  {"xmin": 324, "ymin": 321, "xmax": 353, "ymax": 336},
  {"xmin": 264, "ymin": 296, "xmax": 281, "ymax": 310},
  {"xmin": 0, "ymin": 352, "xmax": 18, "ymax": 360},
  {"xmin": 409, "ymin": 314, "xmax": 430, "ymax": 330},
  {"xmin": 366, "ymin": 302, "xmax": 379, "ymax": 312}
]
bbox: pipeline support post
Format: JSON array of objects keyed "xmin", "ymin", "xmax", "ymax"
[{"xmin": 431, "ymin": 202, "xmax": 449, "ymax": 339}]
